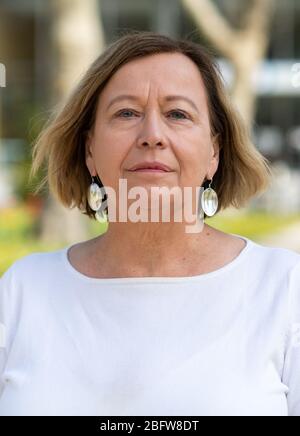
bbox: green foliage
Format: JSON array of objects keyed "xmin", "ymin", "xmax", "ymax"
[
  {"xmin": 0, "ymin": 206, "xmax": 63, "ymax": 275},
  {"xmin": 0, "ymin": 205, "xmax": 35, "ymax": 242}
]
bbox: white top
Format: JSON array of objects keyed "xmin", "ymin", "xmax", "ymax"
[{"xmin": 0, "ymin": 234, "xmax": 300, "ymax": 416}]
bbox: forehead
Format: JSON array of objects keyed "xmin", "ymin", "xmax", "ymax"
[{"xmin": 99, "ymin": 52, "xmax": 208, "ymax": 105}]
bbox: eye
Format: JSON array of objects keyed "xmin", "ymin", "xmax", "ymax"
[
  {"xmin": 168, "ymin": 110, "xmax": 189, "ymax": 120},
  {"xmin": 115, "ymin": 108, "xmax": 190, "ymax": 120},
  {"xmin": 116, "ymin": 109, "xmax": 137, "ymax": 118}
]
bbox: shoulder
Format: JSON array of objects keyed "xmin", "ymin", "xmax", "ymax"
[
  {"xmin": 245, "ymin": 237, "xmax": 300, "ymax": 273},
  {"xmin": 0, "ymin": 248, "xmax": 68, "ymax": 344},
  {"xmin": 0, "ymin": 247, "xmax": 67, "ymax": 295},
  {"xmin": 208, "ymin": 226, "xmax": 300, "ymax": 275},
  {"xmin": 0, "ymin": 249, "xmax": 64, "ymax": 362},
  {"xmin": 242, "ymin": 238, "xmax": 300, "ymax": 315}
]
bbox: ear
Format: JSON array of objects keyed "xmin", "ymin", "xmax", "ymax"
[{"xmin": 85, "ymin": 131, "xmax": 96, "ymax": 177}]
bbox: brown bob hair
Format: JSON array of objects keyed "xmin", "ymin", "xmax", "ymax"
[{"xmin": 30, "ymin": 30, "xmax": 272, "ymax": 220}]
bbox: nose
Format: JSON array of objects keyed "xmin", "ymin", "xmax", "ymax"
[{"xmin": 137, "ymin": 110, "xmax": 167, "ymax": 148}]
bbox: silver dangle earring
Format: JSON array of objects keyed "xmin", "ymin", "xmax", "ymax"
[
  {"xmin": 87, "ymin": 176, "xmax": 108, "ymax": 222},
  {"xmin": 201, "ymin": 177, "xmax": 218, "ymax": 217},
  {"xmin": 95, "ymin": 209, "xmax": 108, "ymax": 223},
  {"xmin": 87, "ymin": 176, "xmax": 103, "ymax": 211},
  {"xmin": 87, "ymin": 176, "xmax": 108, "ymax": 223}
]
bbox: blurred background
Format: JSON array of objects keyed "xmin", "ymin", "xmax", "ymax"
[{"xmin": 0, "ymin": 0, "xmax": 300, "ymax": 274}]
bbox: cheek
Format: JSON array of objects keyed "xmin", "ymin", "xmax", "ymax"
[
  {"xmin": 93, "ymin": 140, "xmax": 128, "ymax": 188},
  {"xmin": 173, "ymin": 139, "xmax": 211, "ymax": 186},
  {"xmin": 175, "ymin": 142, "xmax": 210, "ymax": 174},
  {"xmin": 94, "ymin": 123, "xmax": 132, "ymax": 157}
]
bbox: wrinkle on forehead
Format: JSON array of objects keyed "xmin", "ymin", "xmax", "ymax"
[{"xmin": 98, "ymin": 52, "xmax": 209, "ymax": 112}]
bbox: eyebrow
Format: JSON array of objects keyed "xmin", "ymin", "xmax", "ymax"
[{"xmin": 106, "ymin": 94, "xmax": 199, "ymax": 112}]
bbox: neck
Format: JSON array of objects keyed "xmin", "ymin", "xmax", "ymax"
[{"xmin": 92, "ymin": 220, "xmax": 215, "ymax": 277}]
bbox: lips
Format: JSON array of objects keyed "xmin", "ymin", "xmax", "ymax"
[{"xmin": 128, "ymin": 161, "xmax": 172, "ymax": 172}]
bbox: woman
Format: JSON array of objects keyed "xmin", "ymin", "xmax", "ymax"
[{"xmin": 0, "ymin": 31, "xmax": 299, "ymax": 416}]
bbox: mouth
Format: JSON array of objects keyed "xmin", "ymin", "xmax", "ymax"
[
  {"xmin": 128, "ymin": 168, "xmax": 170, "ymax": 173},
  {"xmin": 127, "ymin": 161, "xmax": 173, "ymax": 172}
]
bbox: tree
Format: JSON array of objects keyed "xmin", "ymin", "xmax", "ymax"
[
  {"xmin": 181, "ymin": 0, "xmax": 275, "ymax": 127},
  {"xmin": 39, "ymin": 0, "xmax": 106, "ymax": 244}
]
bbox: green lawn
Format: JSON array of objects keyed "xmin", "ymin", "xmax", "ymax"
[
  {"xmin": 1, "ymin": 204, "xmax": 300, "ymax": 276},
  {"xmin": 208, "ymin": 210, "xmax": 300, "ymax": 240}
]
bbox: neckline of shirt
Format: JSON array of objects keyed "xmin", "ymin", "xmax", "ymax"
[{"xmin": 60, "ymin": 233, "xmax": 255, "ymax": 284}]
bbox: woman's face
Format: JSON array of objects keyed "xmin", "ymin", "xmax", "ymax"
[{"xmin": 86, "ymin": 52, "xmax": 219, "ymax": 211}]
